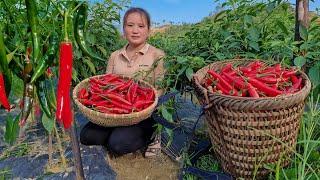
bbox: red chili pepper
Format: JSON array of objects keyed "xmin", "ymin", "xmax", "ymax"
[
  {"xmin": 0, "ymin": 73, "xmax": 10, "ymax": 111},
  {"xmin": 101, "ymin": 74, "xmax": 119, "ymax": 83},
  {"xmin": 126, "ymin": 83, "xmax": 133, "ymax": 102},
  {"xmin": 290, "ymin": 75, "xmax": 299, "ymax": 84},
  {"xmin": 110, "ymin": 107, "xmax": 130, "ymax": 114},
  {"xmin": 257, "ymin": 77, "xmax": 278, "ymax": 84},
  {"xmin": 146, "ymin": 90, "xmax": 155, "ymax": 101},
  {"xmin": 97, "ymin": 94, "xmax": 131, "ymax": 109},
  {"xmin": 94, "ymin": 100, "xmax": 112, "ymax": 107},
  {"xmin": 216, "ymin": 82, "xmax": 230, "ymax": 95},
  {"xmin": 247, "ymin": 61, "xmax": 264, "ymax": 71},
  {"xmin": 239, "ymin": 67, "xmax": 252, "ymax": 74},
  {"xmin": 131, "ymin": 83, "xmax": 138, "ymax": 103},
  {"xmin": 90, "ymin": 94, "xmax": 104, "ymax": 101},
  {"xmin": 282, "ymin": 70, "xmax": 298, "ymax": 78},
  {"xmin": 271, "ymin": 84, "xmax": 278, "ymax": 89},
  {"xmin": 248, "ymin": 77, "xmax": 282, "ymax": 97},
  {"xmin": 78, "ymin": 88, "xmax": 89, "ymax": 99},
  {"xmin": 90, "ymin": 85, "xmax": 103, "ymax": 93},
  {"xmin": 260, "ymin": 66, "xmax": 281, "ymax": 75},
  {"xmin": 221, "ymin": 63, "xmax": 232, "ymax": 73},
  {"xmin": 207, "ymin": 70, "xmax": 233, "ymax": 91},
  {"xmin": 56, "ymin": 41, "xmax": 73, "ymax": 129},
  {"xmin": 118, "ymin": 79, "xmax": 133, "ymax": 91},
  {"xmin": 274, "ymin": 64, "xmax": 281, "ymax": 72},
  {"xmin": 247, "ymin": 83, "xmax": 259, "ymax": 98},
  {"xmin": 102, "ymin": 93, "xmax": 132, "ymax": 106},
  {"xmin": 108, "ymin": 100, "xmax": 132, "ymax": 111},
  {"xmin": 223, "ymin": 72, "xmax": 246, "ymax": 89},
  {"xmin": 80, "ymin": 99, "xmax": 94, "ymax": 106},
  {"xmin": 226, "ymin": 70, "xmax": 237, "ymax": 76},
  {"xmin": 202, "ymin": 77, "xmax": 214, "ymax": 87},
  {"xmin": 95, "ymin": 106, "xmax": 112, "ymax": 113},
  {"xmin": 288, "ymin": 77, "xmax": 302, "ymax": 93},
  {"xmin": 133, "ymin": 100, "xmax": 153, "ymax": 110}
]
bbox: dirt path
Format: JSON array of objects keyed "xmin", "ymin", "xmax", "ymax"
[{"xmin": 108, "ymin": 151, "xmax": 179, "ymax": 180}]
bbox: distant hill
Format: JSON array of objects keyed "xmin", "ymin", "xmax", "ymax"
[{"xmin": 150, "ymin": 25, "xmax": 171, "ymax": 35}]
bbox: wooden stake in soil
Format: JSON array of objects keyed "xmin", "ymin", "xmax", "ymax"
[{"xmin": 67, "ymin": 119, "xmax": 85, "ymax": 180}]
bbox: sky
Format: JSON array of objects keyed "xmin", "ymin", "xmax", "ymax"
[
  {"xmin": 128, "ymin": 0, "xmax": 320, "ymax": 25},
  {"xmin": 127, "ymin": 0, "xmax": 320, "ymax": 25},
  {"xmin": 91, "ymin": 0, "xmax": 320, "ymax": 26},
  {"xmin": 130, "ymin": 0, "xmax": 219, "ymax": 25}
]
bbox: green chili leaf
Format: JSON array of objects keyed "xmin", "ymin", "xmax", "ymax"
[
  {"xmin": 293, "ymin": 56, "xmax": 306, "ymax": 68},
  {"xmin": 161, "ymin": 106, "xmax": 173, "ymax": 123},
  {"xmin": 41, "ymin": 113, "xmax": 54, "ymax": 133},
  {"xmin": 185, "ymin": 67, "xmax": 194, "ymax": 81},
  {"xmin": 308, "ymin": 65, "xmax": 320, "ymax": 87},
  {"xmin": 4, "ymin": 114, "xmax": 20, "ymax": 145}
]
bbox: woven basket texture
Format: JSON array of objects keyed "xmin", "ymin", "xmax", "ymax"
[
  {"xmin": 73, "ymin": 74, "xmax": 158, "ymax": 127},
  {"xmin": 192, "ymin": 59, "xmax": 311, "ymax": 179}
]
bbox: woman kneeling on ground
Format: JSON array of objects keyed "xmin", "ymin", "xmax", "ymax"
[{"xmin": 80, "ymin": 7, "xmax": 165, "ymax": 158}]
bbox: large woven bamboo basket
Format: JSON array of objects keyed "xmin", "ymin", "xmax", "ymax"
[
  {"xmin": 192, "ymin": 59, "xmax": 311, "ymax": 179},
  {"xmin": 73, "ymin": 74, "xmax": 158, "ymax": 127}
]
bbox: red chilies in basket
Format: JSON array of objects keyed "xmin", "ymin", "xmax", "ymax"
[{"xmin": 56, "ymin": 42, "xmax": 73, "ymax": 129}]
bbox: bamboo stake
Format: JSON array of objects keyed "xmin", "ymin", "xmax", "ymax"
[{"xmin": 67, "ymin": 116, "xmax": 85, "ymax": 180}]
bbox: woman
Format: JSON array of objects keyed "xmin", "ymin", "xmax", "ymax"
[{"xmin": 80, "ymin": 7, "xmax": 164, "ymax": 157}]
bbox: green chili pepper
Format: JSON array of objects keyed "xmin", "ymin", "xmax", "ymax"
[
  {"xmin": 36, "ymin": 79, "xmax": 52, "ymax": 118},
  {"xmin": 30, "ymin": 32, "xmax": 59, "ymax": 83},
  {"xmin": 74, "ymin": 3, "xmax": 104, "ymax": 62},
  {"xmin": 45, "ymin": 77, "xmax": 57, "ymax": 109},
  {"xmin": 0, "ymin": 22, "xmax": 12, "ymax": 96},
  {"xmin": 20, "ymin": 83, "xmax": 34, "ymax": 126},
  {"xmin": 25, "ymin": 0, "xmax": 40, "ymax": 65}
]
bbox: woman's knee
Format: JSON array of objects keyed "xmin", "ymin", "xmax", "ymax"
[
  {"xmin": 106, "ymin": 127, "xmax": 145, "ymax": 155},
  {"xmin": 80, "ymin": 122, "xmax": 111, "ymax": 146}
]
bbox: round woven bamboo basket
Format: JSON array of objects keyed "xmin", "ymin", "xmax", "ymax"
[
  {"xmin": 192, "ymin": 59, "xmax": 311, "ymax": 179},
  {"xmin": 73, "ymin": 74, "xmax": 158, "ymax": 127}
]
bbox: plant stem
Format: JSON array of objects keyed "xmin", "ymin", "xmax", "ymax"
[
  {"xmin": 54, "ymin": 123, "xmax": 67, "ymax": 169},
  {"xmin": 64, "ymin": 10, "xmax": 69, "ymax": 41},
  {"xmin": 48, "ymin": 132, "xmax": 53, "ymax": 166}
]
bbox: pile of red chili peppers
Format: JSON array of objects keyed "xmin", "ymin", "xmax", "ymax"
[
  {"xmin": 201, "ymin": 61, "xmax": 303, "ymax": 98},
  {"xmin": 78, "ymin": 74, "xmax": 155, "ymax": 114}
]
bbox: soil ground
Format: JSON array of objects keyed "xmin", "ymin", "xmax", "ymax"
[
  {"xmin": 0, "ymin": 94, "xmax": 200, "ymax": 179},
  {"xmin": 108, "ymin": 151, "xmax": 179, "ymax": 180}
]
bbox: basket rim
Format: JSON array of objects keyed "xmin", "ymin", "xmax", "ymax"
[
  {"xmin": 72, "ymin": 74, "xmax": 159, "ymax": 119},
  {"xmin": 193, "ymin": 59, "xmax": 312, "ymax": 101}
]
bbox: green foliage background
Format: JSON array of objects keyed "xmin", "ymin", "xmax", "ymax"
[{"xmin": 149, "ymin": 0, "xmax": 320, "ymax": 93}]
